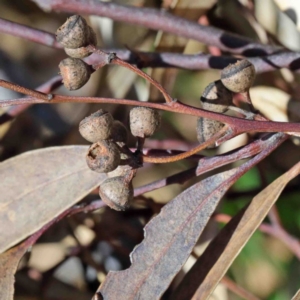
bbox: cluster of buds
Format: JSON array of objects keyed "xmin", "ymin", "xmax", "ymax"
[
  {"xmin": 79, "ymin": 107, "xmax": 160, "ymax": 211},
  {"xmin": 56, "ymin": 15, "xmax": 97, "ymax": 90},
  {"xmin": 197, "ymin": 59, "xmax": 256, "ymax": 148},
  {"xmin": 79, "ymin": 110, "xmax": 131, "ymax": 211}
]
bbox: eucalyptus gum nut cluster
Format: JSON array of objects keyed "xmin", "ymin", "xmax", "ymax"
[
  {"xmin": 129, "ymin": 107, "xmax": 161, "ymax": 138},
  {"xmin": 99, "ymin": 176, "xmax": 133, "ymax": 211},
  {"xmin": 221, "ymin": 59, "xmax": 256, "ymax": 93},
  {"xmin": 196, "ymin": 117, "xmax": 224, "ymax": 149},
  {"xmin": 86, "ymin": 141, "xmax": 120, "ymax": 173},
  {"xmin": 56, "ymin": 15, "xmax": 97, "ymax": 49},
  {"xmin": 200, "ymin": 80, "xmax": 233, "ymax": 113},
  {"xmin": 79, "ymin": 109, "xmax": 114, "ymax": 143},
  {"xmin": 59, "ymin": 58, "xmax": 92, "ymax": 90}
]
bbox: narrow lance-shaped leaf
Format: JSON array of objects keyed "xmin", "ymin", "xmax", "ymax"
[
  {"xmin": 97, "ymin": 167, "xmax": 245, "ymax": 300},
  {"xmin": 0, "ymin": 146, "xmax": 106, "ymax": 254},
  {"xmin": 173, "ymin": 161, "xmax": 300, "ymax": 300}
]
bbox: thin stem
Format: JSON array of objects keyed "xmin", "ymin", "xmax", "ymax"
[
  {"xmin": 0, "ymin": 75, "xmax": 62, "ymax": 125},
  {"xmin": 0, "ymin": 79, "xmax": 52, "ymax": 101},
  {"xmin": 143, "ymin": 126, "xmax": 231, "ymax": 163},
  {"xmin": 90, "ymin": 46, "xmax": 173, "ymax": 103},
  {"xmin": 111, "ymin": 56, "xmax": 173, "ymax": 103}
]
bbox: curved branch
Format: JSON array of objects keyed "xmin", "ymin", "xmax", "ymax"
[
  {"xmin": 143, "ymin": 126, "xmax": 232, "ymax": 163},
  {"xmin": 0, "ymin": 17, "xmax": 61, "ymax": 48},
  {"xmin": 1, "ymin": 17, "xmax": 300, "ymax": 72},
  {"xmin": 31, "ymin": 0, "xmax": 278, "ymax": 56}
]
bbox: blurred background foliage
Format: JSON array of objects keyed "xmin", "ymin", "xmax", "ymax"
[{"xmin": 0, "ymin": 0, "xmax": 300, "ymax": 299}]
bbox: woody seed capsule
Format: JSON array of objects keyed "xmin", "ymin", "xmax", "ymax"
[
  {"xmin": 64, "ymin": 26, "xmax": 97, "ymax": 58},
  {"xmin": 59, "ymin": 58, "xmax": 92, "ymax": 90},
  {"xmin": 196, "ymin": 117, "xmax": 224, "ymax": 149},
  {"xmin": 86, "ymin": 141, "xmax": 120, "ymax": 173},
  {"xmin": 200, "ymin": 80, "xmax": 233, "ymax": 113},
  {"xmin": 99, "ymin": 176, "xmax": 133, "ymax": 211},
  {"xmin": 129, "ymin": 107, "xmax": 160, "ymax": 138},
  {"xmin": 221, "ymin": 59, "xmax": 256, "ymax": 93},
  {"xmin": 79, "ymin": 110, "xmax": 114, "ymax": 143},
  {"xmin": 56, "ymin": 15, "xmax": 97, "ymax": 49}
]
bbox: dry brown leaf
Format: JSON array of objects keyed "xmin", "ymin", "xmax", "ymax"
[
  {"xmin": 0, "ymin": 146, "xmax": 106, "ymax": 254},
  {"xmin": 0, "ymin": 242, "xmax": 28, "ymax": 300},
  {"xmin": 173, "ymin": 161, "xmax": 300, "ymax": 300},
  {"xmin": 97, "ymin": 167, "xmax": 243, "ymax": 300}
]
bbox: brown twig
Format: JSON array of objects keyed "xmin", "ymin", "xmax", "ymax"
[
  {"xmin": 0, "ymin": 75, "xmax": 62, "ymax": 125},
  {"xmin": 90, "ymin": 46, "xmax": 173, "ymax": 103},
  {"xmin": 2, "ymin": 86, "xmax": 300, "ymax": 135},
  {"xmin": 0, "ymin": 79, "xmax": 53, "ymax": 101},
  {"xmin": 110, "ymin": 56, "xmax": 173, "ymax": 103},
  {"xmin": 142, "ymin": 125, "xmax": 232, "ymax": 163}
]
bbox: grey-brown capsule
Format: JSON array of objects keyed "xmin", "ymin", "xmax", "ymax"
[
  {"xmin": 64, "ymin": 25, "xmax": 97, "ymax": 58},
  {"xmin": 196, "ymin": 117, "xmax": 224, "ymax": 149},
  {"xmin": 86, "ymin": 141, "xmax": 120, "ymax": 173},
  {"xmin": 56, "ymin": 15, "xmax": 97, "ymax": 49},
  {"xmin": 129, "ymin": 107, "xmax": 160, "ymax": 138},
  {"xmin": 200, "ymin": 80, "xmax": 233, "ymax": 113},
  {"xmin": 110, "ymin": 120, "xmax": 128, "ymax": 145},
  {"xmin": 220, "ymin": 59, "xmax": 256, "ymax": 93},
  {"xmin": 79, "ymin": 110, "xmax": 114, "ymax": 143},
  {"xmin": 59, "ymin": 58, "xmax": 92, "ymax": 90},
  {"xmin": 99, "ymin": 176, "xmax": 133, "ymax": 211}
]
